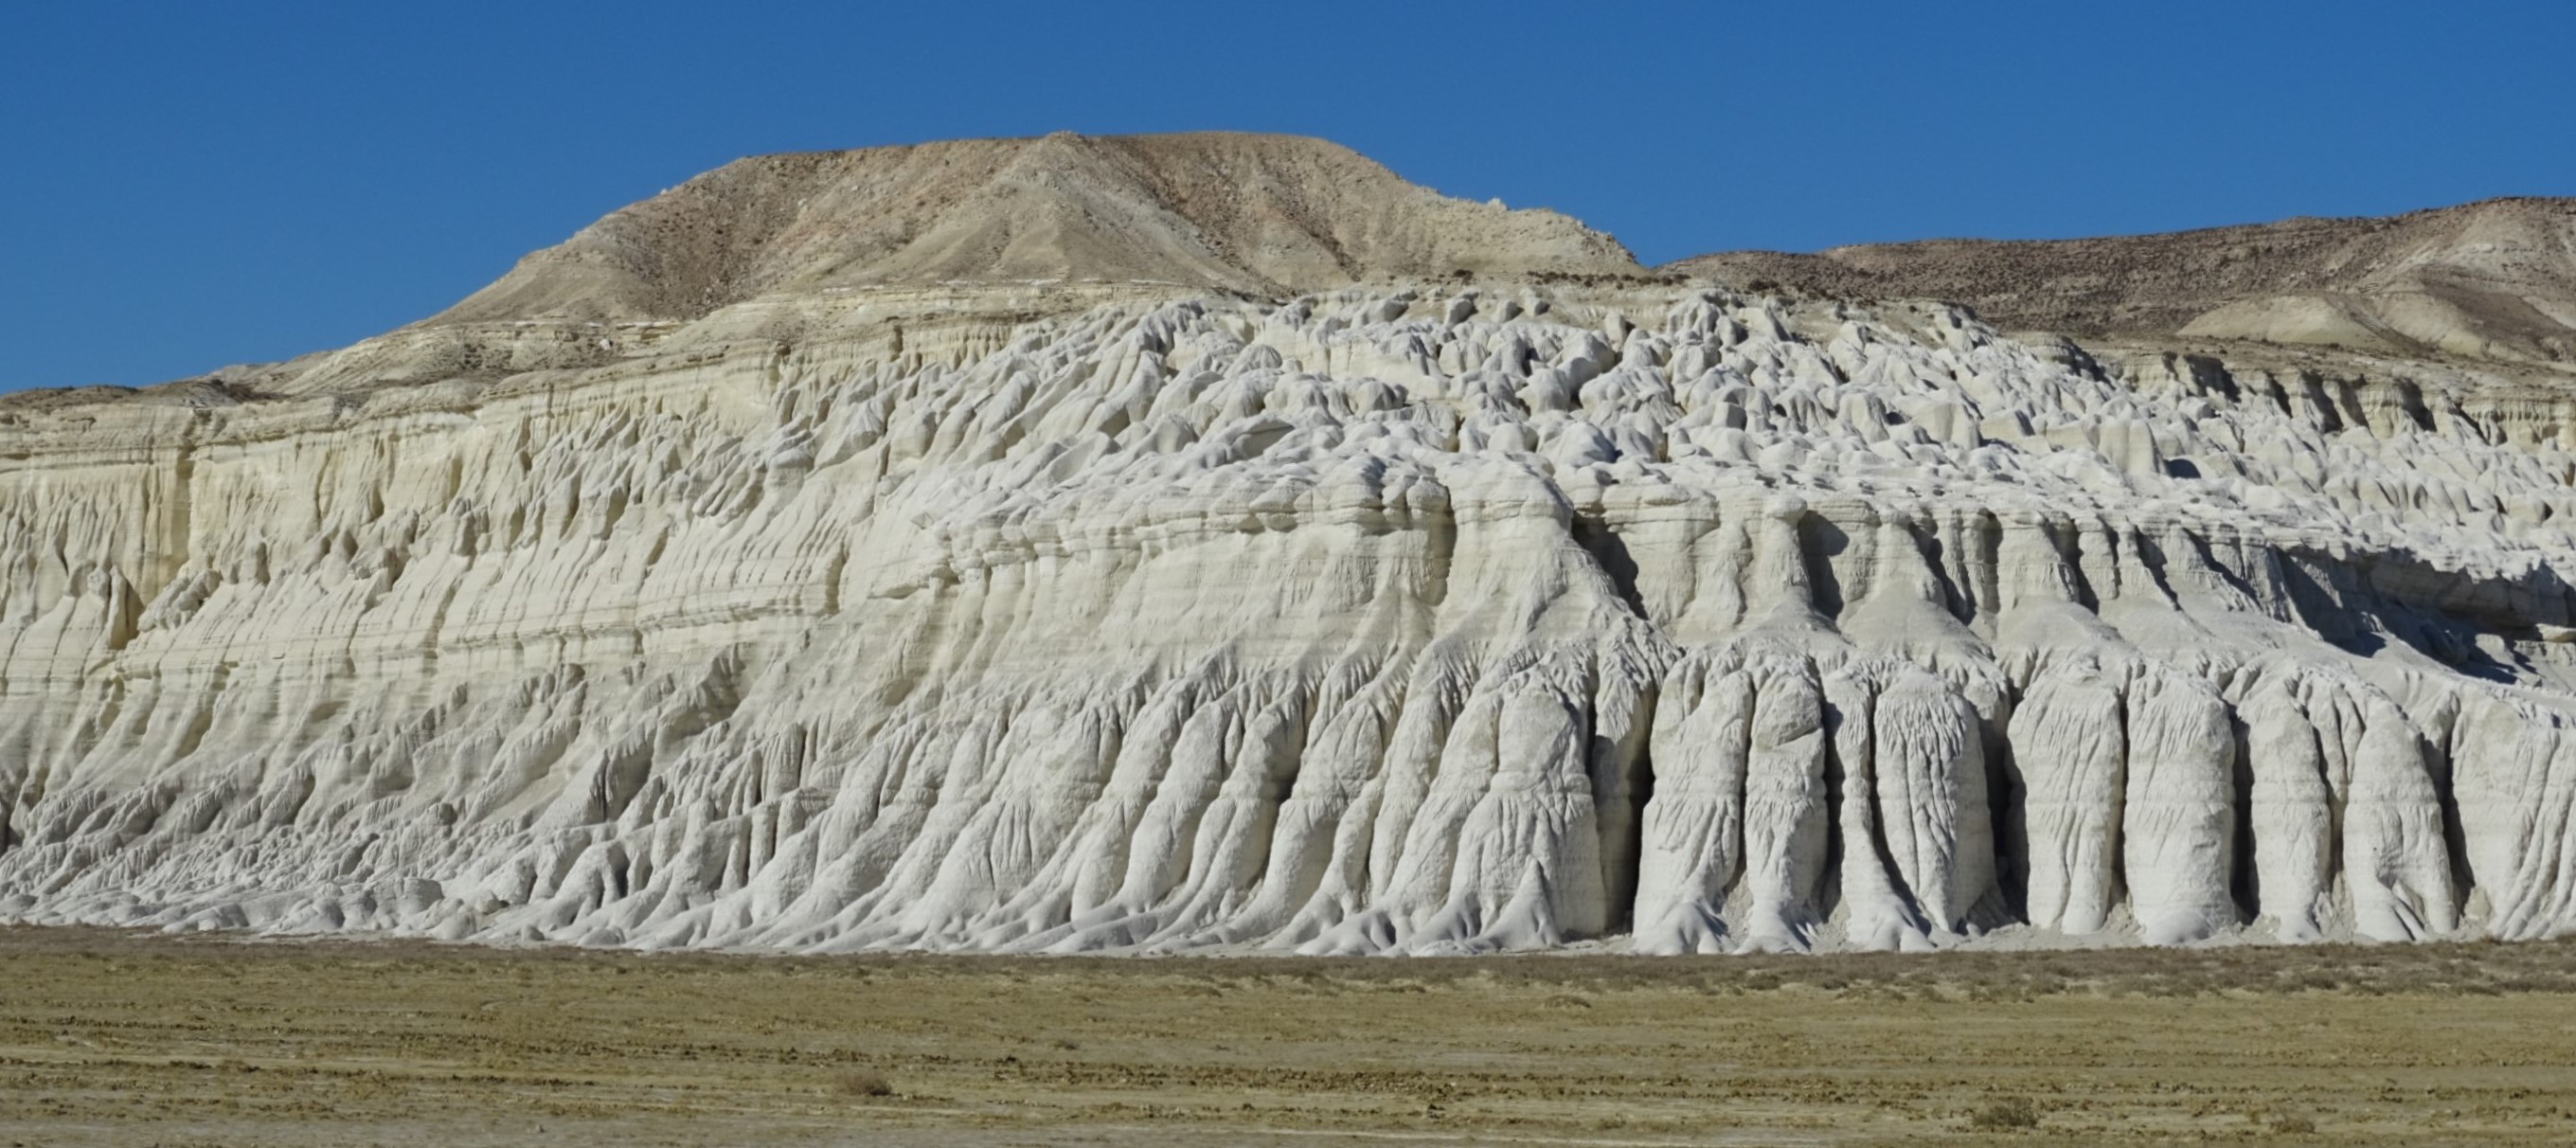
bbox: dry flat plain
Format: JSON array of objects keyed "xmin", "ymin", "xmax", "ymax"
[{"xmin": 2, "ymin": 928, "xmax": 2574, "ymax": 1145}]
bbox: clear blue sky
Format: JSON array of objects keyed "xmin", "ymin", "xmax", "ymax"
[{"xmin": 6, "ymin": 0, "xmax": 2571, "ymax": 391}]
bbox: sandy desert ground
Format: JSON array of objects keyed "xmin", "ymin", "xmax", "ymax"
[{"xmin": 3, "ymin": 927, "xmax": 2574, "ymax": 1146}]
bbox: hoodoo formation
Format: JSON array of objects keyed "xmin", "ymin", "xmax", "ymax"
[{"xmin": 8, "ymin": 132, "xmax": 2576, "ymax": 955}]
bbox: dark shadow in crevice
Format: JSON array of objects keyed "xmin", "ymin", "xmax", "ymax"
[
  {"xmin": 1798, "ymin": 514, "xmax": 1850, "ymax": 620},
  {"xmin": 1983, "ymin": 717, "xmax": 2030, "ymax": 924},
  {"xmin": 1569, "ymin": 514, "xmax": 1649, "ymax": 619},
  {"xmin": 2227, "ymin": 710, "xmax": 2261, "ymax": 922}
]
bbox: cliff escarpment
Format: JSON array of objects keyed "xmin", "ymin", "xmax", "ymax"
[{"xmin": 7, "ymin": 135, "xmax": 2576, "ymax": 954}]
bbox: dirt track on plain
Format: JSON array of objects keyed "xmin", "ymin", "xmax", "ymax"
[{"xmin": 4, "ymin": 926, "xmax": 2574, "ymax": 1145}]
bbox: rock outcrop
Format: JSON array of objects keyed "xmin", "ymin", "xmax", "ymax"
[{"xmin": 7, "ymin": 134, "xmax": 2576, "ymax": 955}]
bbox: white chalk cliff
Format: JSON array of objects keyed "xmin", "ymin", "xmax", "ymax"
[{"xmin": 9, "ymin": 132, "xmax": 2576, "ymax": 954}]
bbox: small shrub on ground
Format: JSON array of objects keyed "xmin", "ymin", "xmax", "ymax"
[
  {"xmin": 1967, "ymin": 1096, "xmax": 2040, "ymax": 1131},
  {"xmin": 832, "ymin": 1069, "xmax": 893, "ymax": 1098}
]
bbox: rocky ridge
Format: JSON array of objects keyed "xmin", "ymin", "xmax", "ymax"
[
  {"xmin": 5, "ymin": 135, "xmax": 2576, "ymax": 955},
  {"xmin": 1674, "ymin": 196, "xmax": 2576, "ymax": 369}
]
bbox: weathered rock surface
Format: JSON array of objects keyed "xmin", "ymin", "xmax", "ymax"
[
  {"xmin": 1674, "ymin": 196, "xmax": 2576, "ymax": 368},
  {"xmin": 8, "ymin": 134, "xmax": 2576, "ymax": 955}
]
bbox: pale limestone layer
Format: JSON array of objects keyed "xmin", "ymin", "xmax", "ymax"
[{"xmin": 7, "ymin": 279, "xmax": 2576, "ymax": 955}]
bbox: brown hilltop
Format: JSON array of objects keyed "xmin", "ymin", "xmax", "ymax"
[
  {"xmin": 437, "ymin": 131, "xmax": 1643, "ymax": 325},
  {"xmin": 2, "ymin": 133, "xmax": 1641, "ymax": 403},
  {"xmin": 14, "ymin": 133, "xmax": 2570, "ymax": 407},
  {"xmin": 1670, "ymin": 197, "xmax": 2576, "ymax": 368}
]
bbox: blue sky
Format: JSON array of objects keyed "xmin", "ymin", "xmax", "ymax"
[{"xmin": 5, "ymin": 0, "xmax": 2570, "ymax": 390}]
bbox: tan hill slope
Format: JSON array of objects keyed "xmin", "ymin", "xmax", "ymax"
[
  {"xmin": 1671, "ymin": 197, "xmax": 2576, "ymax": 368},
  {"xmin": 439, "ymin": 131, "xmax": 1642, "ymax": 325},
  {"xmin": 58, "ymin": 132, "xmax": 1640, "ymax": 399}
]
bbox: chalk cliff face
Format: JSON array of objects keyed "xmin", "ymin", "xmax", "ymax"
[{"xmin": 8, "ymin": 134, "xmax": 2576, "ymax": 954}]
